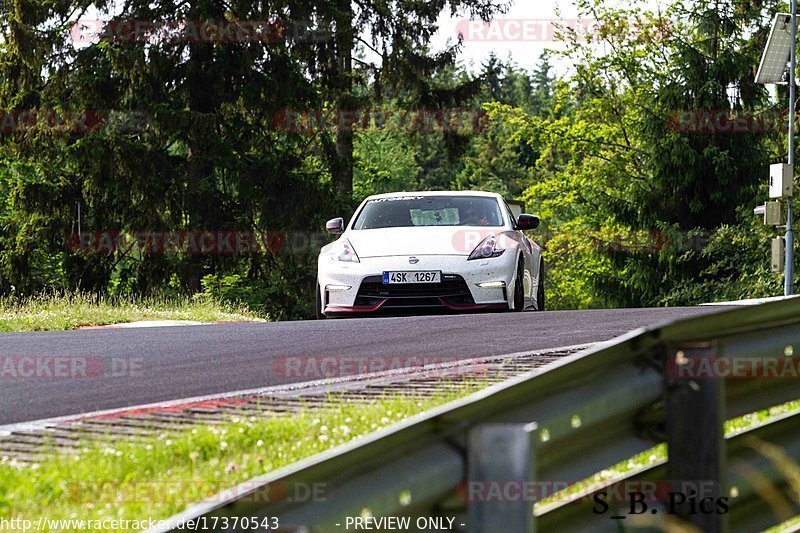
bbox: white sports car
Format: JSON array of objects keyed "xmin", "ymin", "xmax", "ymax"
[{"xmin": 316, "ymin": 191, "xmax": 544, "ymax": 318}]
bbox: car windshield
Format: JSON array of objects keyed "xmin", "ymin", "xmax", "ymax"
[{"xmin": 352, "ymin": 196, "xmax": 504, "ymax": 229}]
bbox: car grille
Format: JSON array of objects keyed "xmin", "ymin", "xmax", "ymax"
[{"xmin": 354, "ymin": 274, "xmax": 475, "ymax": 309}]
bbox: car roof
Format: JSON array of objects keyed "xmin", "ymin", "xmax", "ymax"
[{"xmin": 363, "ymin": 191, "xmax": 504, "ymax": 200}]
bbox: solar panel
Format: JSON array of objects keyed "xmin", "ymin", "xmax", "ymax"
[{"xmin": 756, "ymin": 13, "xmax": 794, "ymax": 85}]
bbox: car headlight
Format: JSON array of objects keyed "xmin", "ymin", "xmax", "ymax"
[
  {"xmin": 468, "ymin": 235, "xmax": 505, "ymax": 260},
  {"xmin": 330, "ymin": 238, "xmax": 360, "ymax": 263}
]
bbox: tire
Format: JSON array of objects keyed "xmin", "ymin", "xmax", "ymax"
[
  {"xmin": 513, "ymin": 257, "xmax": 525, "ymax": 311},
  {"xmin": 315, "ymin": 283, "xmax": 326, "ymax": 319},
  {"xmin": 536, "ymin": 259, "xmax": 545, "ymax": 312}
]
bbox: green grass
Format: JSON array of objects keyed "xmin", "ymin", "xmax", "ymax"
[
  {"xmin": 0, "ymin": 292, "xmax": 263, "ymax": 332},
  {"xmin": 0, "ymin": 388, "xmax": 479, "ymax": 531}
]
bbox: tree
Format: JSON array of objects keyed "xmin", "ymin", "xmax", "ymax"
[
  {"xmin": 0, "ymin": 0, "xmax": 331, "ymax": 297},
  {"xmin": 529, "ymin": 52, "xmax": 555, "ymax": 116},
  {"xmin": 284, "ymin": 0, "xmax": 509, "ymax": 197},
  {"xmin": 504, "ymin": 0, "xmax": 784, "ymax": 308},
  {"xmin": 0, "ymin": 0, "xmax": 509, "ymax": 318},
  {"xmin": 456, "ymin": 55, "xmax": 556, "ymax": 197}
]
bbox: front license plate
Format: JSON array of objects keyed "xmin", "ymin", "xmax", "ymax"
[{"xmin": 383, "ymin": 271, "xmax": 442, "ymax": 284}]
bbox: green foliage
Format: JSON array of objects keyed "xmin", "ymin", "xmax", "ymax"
[
  {"xmin": 197, "ymin": 254, "xmax": 317, "ymax": 322},
  {"xmin": 455, "ymin": 103, "xmax": 532, "ymax": 197},
  {"xmin": 659, "ymin": 216, "xmax": 784, "ymax": 305},
  {"xmin": 0, "ymin": 0, "xmax": 510, "ymax": 319},
  {"xmin": 353, "ymin": 131, "xmax": 421, "ymax": 197},
  {"xmin": 0, "ymin": 0, "xmax": 794, "ymax": 316},
  {"xmin": 502, "ymin": 0, "xmax": 790, "ymax": 309}
]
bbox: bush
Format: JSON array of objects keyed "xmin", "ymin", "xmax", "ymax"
[{"xmin": 197, "ymin": 255, "xmax": 318, "ymax": 321}]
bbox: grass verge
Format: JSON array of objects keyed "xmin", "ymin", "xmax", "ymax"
[
  {"xmin": 0, "ymin": 292, "xmax": 263, "ymax": 332},
  {"xmin": 0, "ymin": 386, "xmax": 479, "ymax": 531}
]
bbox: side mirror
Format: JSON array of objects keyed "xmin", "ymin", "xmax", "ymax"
[
  {"xmin": 515, "ymin": 214, "xmax": 540, "ymax": 230},
  {"xmin": 326, "ymin": 217, "xmax": 345, "ymax": 235}
]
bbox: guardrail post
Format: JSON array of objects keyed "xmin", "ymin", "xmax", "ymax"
[
  {"xmin": 665, "ymin": 342, "xmax": 728, "ymax": 533},
  {"xmin": 467, "ymin": 423, "xmax": 537, "ymax": 533}
]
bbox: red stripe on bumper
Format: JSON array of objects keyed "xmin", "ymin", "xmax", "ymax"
[{"xmin": 324, "ymin": 300, "xmax": 388, "ymax": 313}]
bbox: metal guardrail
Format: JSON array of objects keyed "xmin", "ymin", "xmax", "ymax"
[{"xmin": 158, "ymin": 298, "xmax": 800, "ymax": 532}]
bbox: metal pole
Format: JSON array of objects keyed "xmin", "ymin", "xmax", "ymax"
[
  {"xmin": 787, "ymin": 2, "xmax": 797, "ymax": 297},
  {"xmin": 788, "ymin": 200, "xmax": 794, "ymax": 295},
  {"xmin": 469, "ymin": 424, "xmax": 537, "ymax": 533},
  {"xmin": 665, "ymin": 342, "xmax": 728, "ymax": 533}
]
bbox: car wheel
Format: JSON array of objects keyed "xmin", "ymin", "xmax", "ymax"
[
  {"xmin": 513, "ymin": 257, "xmax": 525, "ymax": 311},
  {"xmin": 536, "ymin": 259, "xmax": 545, "ymax": 311},
  {"xmin": 315, "ymin": 283, "xmax": 326, "ymax": 319}
]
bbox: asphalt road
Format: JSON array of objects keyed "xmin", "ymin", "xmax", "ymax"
[{"xmin": 0, "ymin": 307, "xmax": 732, "ymax": 425}]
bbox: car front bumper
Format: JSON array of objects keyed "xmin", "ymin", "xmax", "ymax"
[{"xmin": 317, "ymin": 253, "xmax": 516, "ymax": 315}]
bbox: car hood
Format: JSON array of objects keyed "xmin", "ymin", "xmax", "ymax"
[{"xmin": 345, "ymin": 227, "xmax": 500, "ymax": 258}]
